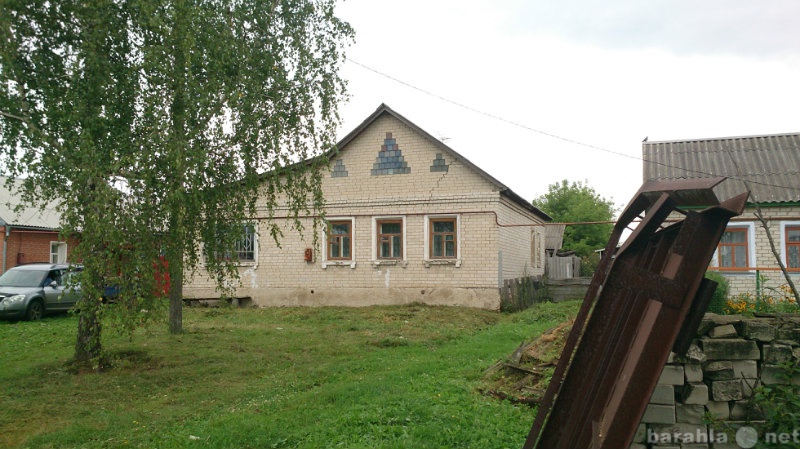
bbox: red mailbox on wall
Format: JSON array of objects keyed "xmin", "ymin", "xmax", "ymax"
[{"xmin": 304, "ymin": 248, "xmax": 313, "ymax": 262}]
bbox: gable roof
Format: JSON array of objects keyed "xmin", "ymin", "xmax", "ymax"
[
  {"xmin": 642, "ymin": 132, "xmax": 800, "ymax": 204},
  {"xmin": 336, "ymin": 104, "xmax": 551, "ymax": 221},
  {"xmin": 0, "ymin": 176, "xmax": 62, "ymax": 230}
]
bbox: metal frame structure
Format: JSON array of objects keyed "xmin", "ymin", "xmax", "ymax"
[{"xmin": 524, "ymin": 178, "xmax": 748, "ymax": 449}]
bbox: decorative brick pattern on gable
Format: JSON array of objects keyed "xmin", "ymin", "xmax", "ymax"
[
  {"xmin": 331, "ymin": 159, "xmax": 348, "ymax": 178},
  {"xmin": 430, "ymin": 153, "xmax": 448, "ymax": 172},
  {"xmin": 371, "ymin": 132, "xmax": 410, "ymax": 175}
]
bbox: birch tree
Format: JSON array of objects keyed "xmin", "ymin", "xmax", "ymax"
[{"xmin": 0, "ymin": 0, "xmax": 352, "ymax": 366}]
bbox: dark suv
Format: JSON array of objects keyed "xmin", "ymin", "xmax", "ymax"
[{"xmin": 0, "ymin": 263, "xmax": 82, "ymax": 321}]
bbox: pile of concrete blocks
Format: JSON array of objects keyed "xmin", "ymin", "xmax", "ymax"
[{"xmin": 629, "ymin": 313, "xmax": 800, "ymax": 449}]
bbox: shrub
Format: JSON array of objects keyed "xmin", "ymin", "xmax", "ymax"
[{"xmin": 705, "ymin": 271, "xmax": 730, "ymax": 314}]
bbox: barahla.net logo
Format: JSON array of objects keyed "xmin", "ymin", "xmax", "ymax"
[{"xmin": 647, "ymin": 426, "xmax": 800, "ymax": 448}]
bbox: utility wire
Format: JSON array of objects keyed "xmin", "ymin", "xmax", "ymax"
[{"xmin": 346, "ymin": 57, "xmax": 800, "ymax": 194}]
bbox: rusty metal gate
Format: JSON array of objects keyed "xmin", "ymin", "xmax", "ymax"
[{"xmin": 523, "ymin": 178, "xmax": 748, "ymax": 449}]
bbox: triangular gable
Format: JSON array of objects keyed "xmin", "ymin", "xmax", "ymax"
[{"xmin": 335, "ymin": 104, "xmax": 551, "ymax": 221}]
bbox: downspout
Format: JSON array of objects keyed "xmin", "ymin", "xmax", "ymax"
[{"xmin": 2, "ymin": 223, "xmax": 9, "ymax": 274}]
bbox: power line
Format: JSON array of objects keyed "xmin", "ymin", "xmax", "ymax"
[{"xmin": 346, "ymin": 57, "xmax": 800, "ymax": 194}]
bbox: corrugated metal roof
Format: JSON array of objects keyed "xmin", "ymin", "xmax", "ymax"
[
  {"xmin": 0, "ymin": 177, "xmax": 62, "ymax": 230},
  {"xmin": 642, "ymin": 132, "xmax": 800, "ymax": 203}
]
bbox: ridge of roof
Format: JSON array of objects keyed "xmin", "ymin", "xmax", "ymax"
[
  {"xmin": 335, "ymin": 104, "xmax": 552, "ymax": 221},
  {"xmin": 644, "ymin": 131, "xmax": 800, "ymax": 145}
]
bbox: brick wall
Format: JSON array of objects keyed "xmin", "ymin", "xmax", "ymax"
[
  {"xmin": 632, "ymin": 313, "xmax": 800, "ymax": 449},
  {"xmin": 183, "ymin": 114, "xmax": 547, "ymax": 309},
  {"xmin": 713, "ymin": 206, "xmax": 800, "ymax": 298},
  {"xmin": 0, "ymin": 227, "xmax": 73, "ymax": 272}
]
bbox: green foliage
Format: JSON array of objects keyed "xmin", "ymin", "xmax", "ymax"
[
  {"xmin": 0, "ymin": 303, "xmax": 581, "ymax": 448},
  {"xmin": 750, "ymin": 361, "xmax": 800, "ymax": 448},
  {"xmin": 704, "ymin": 271, "xmax": 730, "ymax": 314},
  {"xmin": 532, "ymin": 179, "xmax": 616, "ymax": 258},
  {"xmin": 0, "ymin": 0, "xmax": 353, "ymax": 361}
]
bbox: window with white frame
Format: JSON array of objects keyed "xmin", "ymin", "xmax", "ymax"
[
  {"xmin": 377, "ymin": 219, "xmax": 403, "ymax": 260},
  {"xmin": 714, "ymin": 223, "xmax": 754, "ymax": 271},
  {"xmin": 327, "ymin": 219, "xmax": 353, "ymax": 261},
  {"xmin": 781, "ymin": 221, "xmax": 800, "ymax": 271},
  {"xmin": 429, "ymin": 217, "xmax": 457, "ymax": 259},
  {"xmin": 50, "ymin": 242, "xmax": 67, "ymax": 264}
]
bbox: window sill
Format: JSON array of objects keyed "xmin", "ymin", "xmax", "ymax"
[
  {"xmin": 372, "ymin": 260, "xmax": 408, "ymax": 268},
  {"xmin": 321, "ymin": 261, "xmax": 356, "ymax": 269},
  {"xmin": 423, "ymin": 259, "xmax": 462, "ymax": 268}
]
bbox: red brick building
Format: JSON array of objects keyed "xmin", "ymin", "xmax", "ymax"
[{"xmin": 0, "ymin": 177, "xmax": 71, "ymax": 274}]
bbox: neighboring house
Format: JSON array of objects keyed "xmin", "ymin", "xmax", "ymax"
[
  {"xmin": 643, "ymin": 132, "xmax": 800, "ymax": 297},
  {"xmin": 0, "ymin": 177, "xmax": 71, "ymax": 274},
  {"xmin": 184, "ymin": 104, "xmax": 552, "ymax": 309}
]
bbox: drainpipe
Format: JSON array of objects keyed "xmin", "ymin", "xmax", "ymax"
[{"xmin": 2, "ymin": 223, "xmax": 9, "ymax": 274}]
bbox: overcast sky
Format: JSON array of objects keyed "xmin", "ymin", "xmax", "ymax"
[{"xmin": 332, "ymin": 0, "xmax": 800, "ymax": 212}]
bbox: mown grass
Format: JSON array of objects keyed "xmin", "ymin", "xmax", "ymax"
[{"xmin": 0, "ymin": 301, "xmax": 580, "ymax": 449}]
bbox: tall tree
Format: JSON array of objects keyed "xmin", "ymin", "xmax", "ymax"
[
  {"xmin": 533, "ymin": 180, "xmax": 616, "ymax": 258},
  {"xmin": 0, "ymin": 0, "xmax": 352, "ymax": 365}
]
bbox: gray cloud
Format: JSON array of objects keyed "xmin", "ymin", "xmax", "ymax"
[{"xmin": 517, "ymin": 0, "xmax": 800, "ymax": 57}]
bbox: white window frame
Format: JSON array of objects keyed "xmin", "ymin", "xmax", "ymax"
[
  {"xmin": 50, "ymin": 241, "xmax": 67, "ymax": 264},
  {"xmin": 780, "ymin": 220, "xmax": 800, "ymax": 271},
  {"xmin": 371, "ymin": 216, "xmax": 407, "ymax": 267},
  {"xmin": 423, "ymin": 214, "xmax": 462, "ymax": 267},
  {"xmin": 711, "ymin": 222, "xmax": 755, "ymax": 272},
  {"xmin": 321, "ymin": 217, "xmax": 356, "ymax": 268}
]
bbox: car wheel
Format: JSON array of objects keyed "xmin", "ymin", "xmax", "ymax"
[{"xmin": 26, "ymin": 299, "xmax": 44, "ymax": 321}]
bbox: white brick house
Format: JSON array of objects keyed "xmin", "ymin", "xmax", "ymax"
[
  {"xmin": 184, "ymin": 104, "xmax": 551, "ymax": 309},
  {"xmin": 643, "ymin": 132, "xmax": 800, "ymax": 298}
]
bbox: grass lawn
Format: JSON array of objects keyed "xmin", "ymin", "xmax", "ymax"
[{"xmin": 0, "ymin": 301, "xmax": 580, "ymax": 449}]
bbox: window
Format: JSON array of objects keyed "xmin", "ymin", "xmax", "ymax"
[
  {"xmin": 717, "ymin": 227, "xmax": 749, "ymax": 270},
  {"xmin": 430, "ymin": 217, "xmax": 457, "ymax": 259},
  {"xmin": 786, "ymin": 225, "xmax": 800, "ymax": 270},
  {"xmin": 50, "ymin": 242, "xmax": 67, "ymax": 264},
  {"xmin": 234, "ymin": 224, "xmax": 256, "ymax": 262},
  {"xmin": 205, "ymin": 223, "xmax": 257, "ymax": 264},
  {"xmin": 327, "ymin": 220, "xmax": 352, "ymax": 260},
  {"xmin": 377, "ymin": 219, "xmax": 403, "ymax": 259}
]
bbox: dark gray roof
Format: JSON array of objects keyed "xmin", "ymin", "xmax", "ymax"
[{"xmin": 642, "ymin": 132, "xmax": 800, "ymax": 204}]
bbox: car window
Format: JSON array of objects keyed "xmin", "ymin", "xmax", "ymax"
[
  {"xmin": 0, "ymin": 269, "xmax": 49, "ymax": 287},
  {"xmin": 47, "ymin": 270, "xmax": 64, "ymax": 286}
]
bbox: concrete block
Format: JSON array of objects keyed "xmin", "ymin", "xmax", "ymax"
[
  {"xmin": 681, "ymin": 383, "xmax": 709, "ymax": 405},
  {"xmin": 676, "ymin": 404, "xmax": 706, "ymax": 424},
  {"xmin": 761, "ymin": 364, "xmax": 800, "ymax": 385},
  {"xmin": 647, "ymin": 423, "xmax": 710, "ymax": 446},
  {"xmin": 704, "ymin": 360, "xmax": 734, "ymax": 380},
  {"xmin": 675, "ymin": 342, "xmax": 707, "ymax": 364},
  {"xmin": 700, "ymin": 338, "xmax": 760, "ymax": 360},
  {"xmin": 642, "ymin": 404, "xmax": 676, "ymax": 424},
  {"xmin": 712, "ymin": 380, "xmax": 743, "ymax": 401},
  {"xmin": 730, "ymin": 400, "xmax": 764, "ymax": 420},
  {"xmin": 731, "ymin": 360, "xmax": 758, "ymax": 379},
  {"xmin": 685, "ymin": 363, "xmax": 704, "ymax": 383},
  {"xmin": 659, "ymin": 365, "xmax": 685, "ymax": 385},
  {"xmin": 709, "ymin": 324, "xmax": 738, "ymax": 338},
  {"xmin": 736, "ymin": 319, "xmax": 776, "ymax": 341},
  {"xmin": 649, "ymin": 384, "xmax": 675, "ymax": 405},
  {"xmin": 705, "ymin": 401, "xmax": 730, "ymax": 420},
  {"xmin": 763, "ymin": 343, "xmax": 794, "ymax": 364},
  {"xmin": 632, "ymin": 423, "xmax": 646, "ymax": 443}
]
